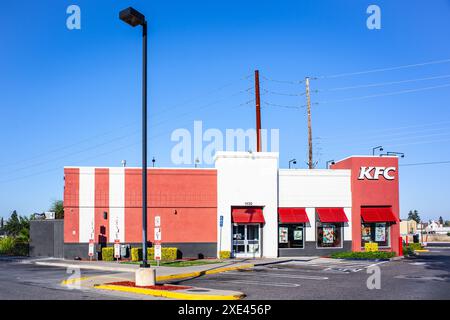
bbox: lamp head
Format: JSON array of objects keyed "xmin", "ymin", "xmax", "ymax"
[{"xmin": 119, "ymin": 7, "xmax": 146, "ymax": 27}]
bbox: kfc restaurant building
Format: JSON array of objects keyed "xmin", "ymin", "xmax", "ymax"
[{"xmin": 63, "ymin": 151, "xmax": 400, "ymax": 259}]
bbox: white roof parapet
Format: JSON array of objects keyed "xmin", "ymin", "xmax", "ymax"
[
  {"xmin": 279, "ymin": 168, "xmax": 351, "ymax": 177},
  {"xmin": 214, "ymin": 151, "xmax": 279, "ymax": 162}
]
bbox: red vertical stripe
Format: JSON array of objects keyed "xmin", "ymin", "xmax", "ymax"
[
  {"xmin": 95, "ymin": 168, "xmax": 109, "ymax": 244},
  {"xmin": 64, "ymin": 168, "xmax": 79, "ymax": 242}
]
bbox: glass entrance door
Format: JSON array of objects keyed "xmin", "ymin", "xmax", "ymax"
[{"xmin": 233, "ymin": 224, "xmax": 261, "ymax": 258}]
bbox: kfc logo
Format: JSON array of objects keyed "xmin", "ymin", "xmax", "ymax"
[{"xmin": 358, "ymin": 167, "xmax": 396, "ymax": 180}]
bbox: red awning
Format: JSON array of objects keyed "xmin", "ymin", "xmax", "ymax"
[
  {"xmin": 361, "ymin": 207, "xmax": 397, "ymax": 223},
  {"xmin": 278, "ymin": 208, "xmax": 309, "ymax": 224},
  {"xmin": 316, "ymin": 208, "xmax": 348, "ymax": 223},
  {"xmin": 232, "ymin": 208, "xmax": 265, "ymax": 224}
]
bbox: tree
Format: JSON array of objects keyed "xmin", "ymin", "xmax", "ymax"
[
  {"xmin": 49, "ymin": 200, "xmax": 64, "ymax": 219},
  {"xmin": 407, "ymin": 210, "xmax": 421, "ymax": 223},
  {"xmin": 439, "ymin": 216, "xmax": 444, "ymax": 225},
  {"xmin": 4, "ymin": 211, "xmax": 29, "ymax": 238}
]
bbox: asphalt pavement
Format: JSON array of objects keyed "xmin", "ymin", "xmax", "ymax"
[
  {"xmin": 0, "ymin": 262, "xmax": 151, "ymax": 300},
  {"xmin": 174, "ymin": 247, "xmax": 450, "ymax": 300},
  {"xmin": 0, "ymin": 248, "xmax": 449, "ymax": 300}
]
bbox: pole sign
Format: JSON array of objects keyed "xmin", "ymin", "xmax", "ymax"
[
  {"xmin": 154, "ymin": 244, "xmax": 162, "ymax": 261},
  {"xmin": 114, "ymin": 239, "xmax": 121, "ymax": 259},
  {"xmin": 154, "ymin": 216, "xmax": 162, "ymax": 262},
  {"xmin": 219, "ymin": 215, "xmax": 223, "ymax": 227},
  {"xmin": 88, "ymin": 239, "xmax": 94, "ymax": 258},
  {"xmin": 154, "ymin": 227, "xmax": 162, "ymax": 241}
]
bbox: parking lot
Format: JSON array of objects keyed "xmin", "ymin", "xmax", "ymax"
[
  {"xmin": 0, "ymin": 248, "xmax": 449, "ymax": 300},
  {"xmin": 174, "ymin": 249, "xmax": 450, "ymax": 300}
]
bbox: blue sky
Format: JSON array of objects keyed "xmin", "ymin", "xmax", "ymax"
[{"xmin": 1, "ymin": 0, "xmax": 449, "ymax": 221}]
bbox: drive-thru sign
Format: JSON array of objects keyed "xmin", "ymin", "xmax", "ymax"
[
  {"xmin": 88, "ymin": 239, "xmax": 94, "ymax": 258},
  {"xmin": 114, "ymin": 239, "xmax": 120, "ymax": 259},
  {"xmin": 154, "ymin": 216, "xmax": 161, "ymax": 261}
]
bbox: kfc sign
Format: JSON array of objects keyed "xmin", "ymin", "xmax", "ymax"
[{"xmin": 358, "ymin": 167, "xmax": 396, "ymax": 180}]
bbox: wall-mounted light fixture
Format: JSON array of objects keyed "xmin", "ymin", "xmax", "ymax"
[
  {"xmin": 289, "ymin": 159, "xmax": 297, "ymax": 169},
  {"xmin": 372, "ymin": 146, "xmax": 383, "ymax": 156},
  {"xmin": 326, "ymin": 160, "xmax": 335, "ymax": 169}
]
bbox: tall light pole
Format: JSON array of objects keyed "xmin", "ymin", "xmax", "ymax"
[{"xmin": 119, "ymin": 7, "xmax": 149, "ymax": 269}]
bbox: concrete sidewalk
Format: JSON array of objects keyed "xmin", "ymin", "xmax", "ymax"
[
  {"xmin": 34, "ymin": 258, "xmax": 256, "ymax": 281},
  {"xmin": 33, "ymin": 257, "xmax": 301, "ymax": 277}
]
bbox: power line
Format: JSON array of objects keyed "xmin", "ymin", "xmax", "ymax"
[
  {"xmin": 262, "ymin": 101, "xmax": 303, "ymax": 109},
  {"xmin": 319, "ymin": 120, "xmax": 450, "ymax": 140},
  {"xmin": 400, "ymin": 160, "xmax": 450, "ymax": 167},
  {"xmin": 0, "ymin": 75, "xmax": 251, "ymax": 168},
  {"xmin": 316, "ymin": 83, "xmax": 450, "ymax": 105},
  {"xmin": 261, "ymin": 75, "xmax": 304, "ymax": 85},
  {"xmin": 318, "ymin": 74, "xmax": 450, "ymax": 92},
  {"xmin": 262, "ymin": 89, "xmax": 305, "ymax": 97},
  {"xmin": 1, "ymin": 130, "xmax": 141, "ymax": 175},
  {"xmin": 1, "ymin": 87, "xmax": 250, "ymax": 175},
  {"xmin": 316, "ymin": 58, "xmax": 450, "ymax": 79},
  {"xmin": 321, "ymin": 126, "xmax": 450, "ymax": 143}
]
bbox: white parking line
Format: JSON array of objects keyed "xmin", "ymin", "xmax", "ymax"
[
  {"xmin": 226, "ymin": 271, "xmax": 328, "ymax": 280},
  {"xmin": 225, "ymin": 280, "xmax": 301, "ymax": 287}
]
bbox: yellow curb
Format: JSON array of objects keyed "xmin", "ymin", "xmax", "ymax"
[
  {"xmin": 94, "ymin": 284, "xmax": 245, "ymax": 300},
  {"xmin": 155, "ymin": 263, "xmax": 254, "ymax": 282},
  {"xmin": 414, "ymin": 249, "xmax": 430, "ymax": 252},
  {"xmin": 60, "ymin": 263, "xmax": 254, "ymax": 286},
  {"xmin": 61, "ymin": 276, "xmax": 93, "ymax": 285}
]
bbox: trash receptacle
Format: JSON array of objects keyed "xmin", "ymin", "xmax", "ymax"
[
  {"xmin": 413, "ymin": 234, "xmax": 419, "ymax": 243},
  {"xmin": 120, "ymin": 244, "xmax": 129, "ymax": 258}
]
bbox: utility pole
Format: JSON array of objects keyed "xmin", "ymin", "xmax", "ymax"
[
  {"xmin": 255, "ymin": 70, "xmax": 262, "ymax": 152},
  {"xmin": 305, "ymin": 77, "xmax": 313, "ymax": 169}
]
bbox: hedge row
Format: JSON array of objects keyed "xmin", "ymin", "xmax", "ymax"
[
  {"xmin": 219, "ymin": 251, "xmax": 231, "ymax": 259},
  {"xmin": 330, "ymin": 251, "xmax": 396, "ymax": 260},
  {"xmin": 0, "ymin": 237, "xmax": 29, "ymax": 256},
  {"xmin": 403, "ymin": 243, "xmax": 424, "ymax": 256},
  {"xmin": 406, "ymin": 243, "xmax": 423, "ymax": 251},
  {"xmin": 131, "ymin": 247, "xmax": 178, "ymax": 262},
  {"xmin": 101, "ymin": 247, "xmax": 114, "ymax": 261}
]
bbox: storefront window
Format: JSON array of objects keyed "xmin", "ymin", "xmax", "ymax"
[
  {"xmin": 361, "ymin": 223, "xmax": 390, "ymax": 247},
  {"xmin": 316, "ymin": 223, "xmax": 342, "ymax": 248},
  {"xmin": 278, "ymin": 224, "xmax": 304, "ymax": 248}
]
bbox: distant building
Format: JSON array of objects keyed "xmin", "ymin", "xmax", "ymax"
[
  {"xmin": 425, "ymin": 220, "xmax": 450, "ymax": 235},
  {"xmin": 400, "ymin": 219, "xmax": 417, "ymax": 235}
]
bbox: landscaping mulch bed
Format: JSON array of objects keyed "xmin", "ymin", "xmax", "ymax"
[{"xmin": 107, "ymin": 281, "xmax": 192, "ymax": 291}]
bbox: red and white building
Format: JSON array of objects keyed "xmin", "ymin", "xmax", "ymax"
[{"xmin": 63, "ymin": 151, "xmax": 400, "ymax": 259}]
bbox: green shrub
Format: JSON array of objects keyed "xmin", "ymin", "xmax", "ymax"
[
  {"xmin": 447, "ymin": 232, "xmax": 450, "ymax": 236},
  {"xmin": 0, "ymin": 237, "xmax": 29, "ymax": 256},
  {"xmin": 403, "ymin": 246, "xmax": 413, "ymax": 256},
  {"xmin": 330, "ymin": 251, "xmax": 396, "ymax": 260},
  {"xmin": 102, "ymin": 247, "xmax": 114, "ymax": 261},
  {"xmin": 130, "ymin": 247, "xmax": 178, "ymax": 262},
  {"xmin": 0, "ymin": 237, "xmax": 16, "ymax": 255},
  {"xmin": 12, "ymin": 242, "xmax": 29, "ymax": 256},
  {"xmin": 407, "ymin": 243, "xmax": 423, "ymax": 251},
  {"xmin": 131, "ymin": 247, "xmax": 141, "ymax": 262},
  {"xmin": 219, "ymin": 251, "xmax": 231, "ymax": 259}
]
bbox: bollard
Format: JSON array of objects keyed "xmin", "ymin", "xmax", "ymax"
[{"xmin": 398, "ymin": 236, "xmax": 403, "ymax": 256}]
